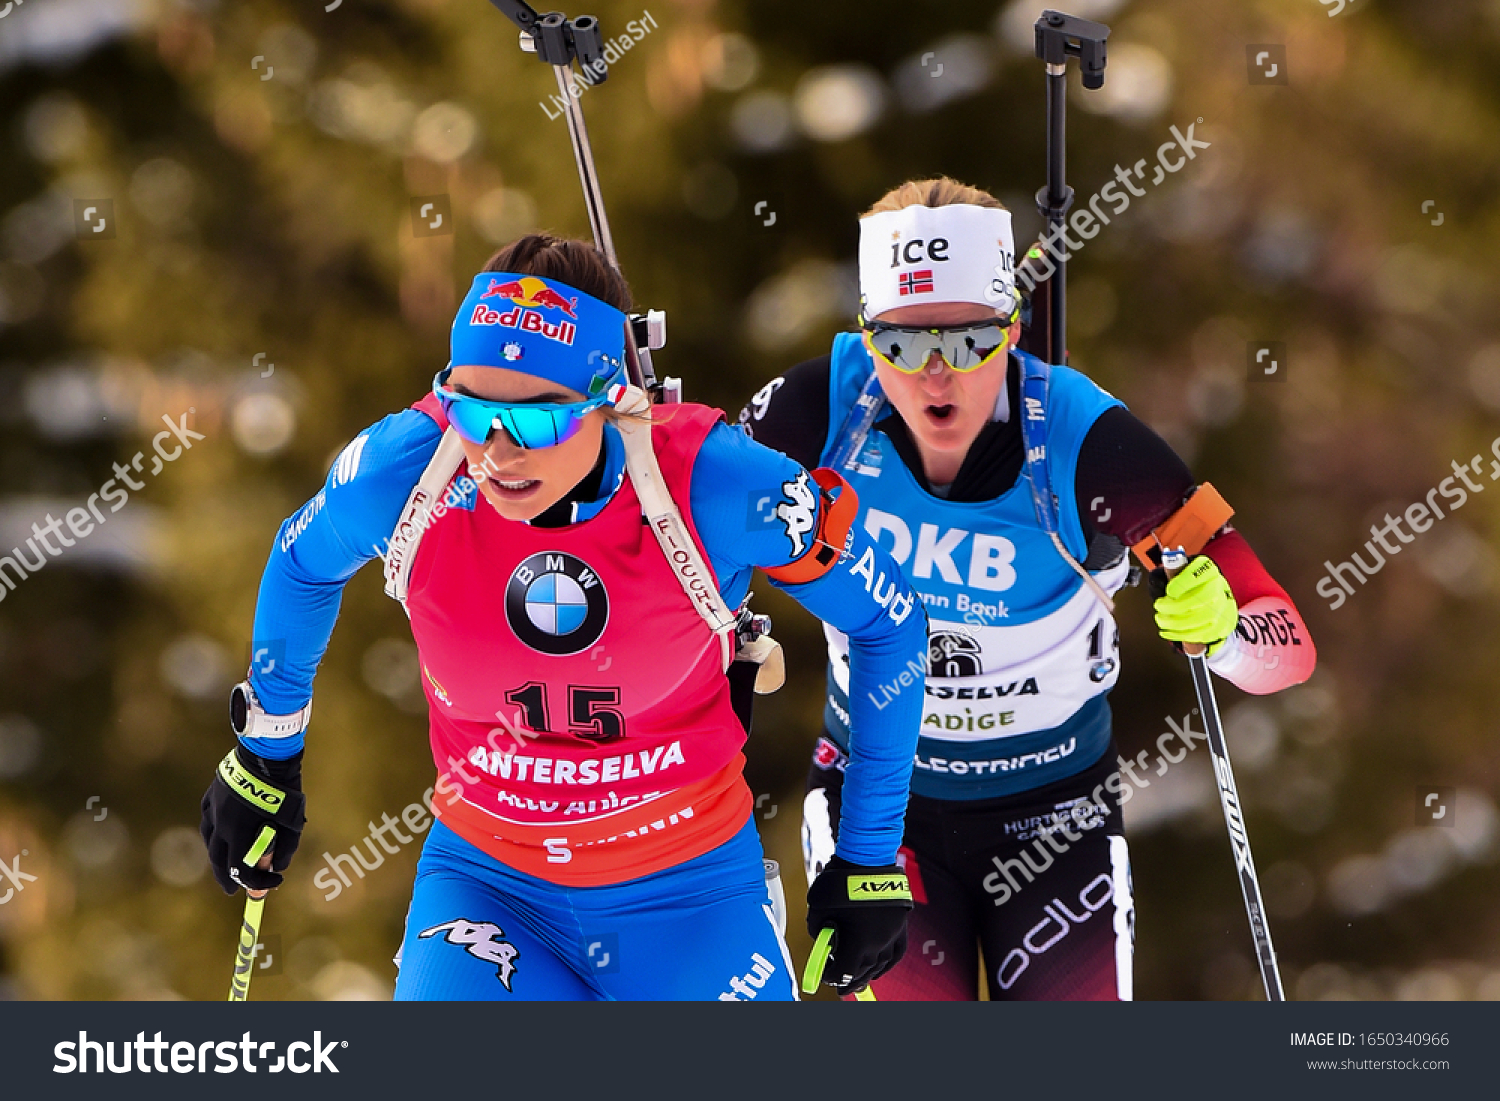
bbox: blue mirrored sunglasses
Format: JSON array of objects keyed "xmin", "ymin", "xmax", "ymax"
[{"xmin": 432, "ymin": 368, "xmax": 617, "ymax": 449}]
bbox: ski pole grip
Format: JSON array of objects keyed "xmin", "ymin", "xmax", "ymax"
[
  {"xmin": 1159, "ymin": 547, "xmax": 1207, "ymax": 658},
  {"xmin": 800, "ymin": 925, "xmax": 880, "ymax": 999},
  {"xmin": 243, "ymin": 824, "xmax": 276, "ymax": 900},
  {"xmin": 801, "ymin": 926, "xmax": 835, "ymax": 995},
  {"xmin": 244, "ymin": 824, "xmax": 276, "ymax": 867}
]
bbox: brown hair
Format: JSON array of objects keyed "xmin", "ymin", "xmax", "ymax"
[
  {"xmin": 862, "ymin": 177, "xmax": 1006, "ymax": 218},
  {"xmin": 482, "ymin": 233, "xmax": 633, "ymax": 313}
]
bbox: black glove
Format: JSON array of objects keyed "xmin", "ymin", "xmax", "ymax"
[
  {"xmin": 200, "ymin": 745, "xmax": 306, "ymax": 895},
  {"xmin": 804, "ymin": 855, "xmax": 913, "ymax": 994}
]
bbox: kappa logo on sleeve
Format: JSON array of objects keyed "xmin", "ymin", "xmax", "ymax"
[
  {"xmin": 419, "ymin": 919, "xmax": 520, "ymax": 991},
  {"xmin": 774, "ymin": 471, "xmax": 818, "ymax": 559}
]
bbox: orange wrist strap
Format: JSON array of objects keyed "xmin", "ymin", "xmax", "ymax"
[{"xmin": 1131, "ymin": 482, "xmax": 1234, "ymax": 569}]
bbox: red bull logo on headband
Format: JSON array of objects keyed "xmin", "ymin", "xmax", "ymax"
[
  {"xmin": 453, "ymin": 269, "xmax": 625, "ymax": 385},
  {"xmin": 479, "ymin": 275, "xmax": 579, "ymax": 317},
  {"xmin": 470, "ymin": 274, "xmax": 579, "ymax": 346}
]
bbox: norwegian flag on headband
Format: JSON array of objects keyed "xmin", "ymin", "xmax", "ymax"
[
  {"xmin": 898, "ymin": 269, "xmax": 934, "ymax": 296},
  {"xmin": 858, "ymin": 203, "xmax": 1017, "ymax": 323}
]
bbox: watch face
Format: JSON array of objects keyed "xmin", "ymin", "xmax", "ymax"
[{"xmin": 230, "ymin": 685, "xmax": 249, "ymax": 734}]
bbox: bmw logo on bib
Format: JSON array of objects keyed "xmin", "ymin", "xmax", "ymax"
[{"xmin": 506, "ymin": 552, "xmax": 609, "ymax": 655}]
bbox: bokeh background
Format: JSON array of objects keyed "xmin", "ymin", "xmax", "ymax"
[{"xmin": 1, "ymin": 0, "xmax": 1498, "ymax": 1001}]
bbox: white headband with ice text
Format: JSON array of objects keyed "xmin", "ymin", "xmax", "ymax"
[{"xmin": 857, "ymin": 203, "xmax": 1018, "ymax": 324}]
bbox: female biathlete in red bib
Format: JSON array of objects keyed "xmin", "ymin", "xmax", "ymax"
[
  {"xmin": 739, "ymin": 179, "xmax": 1317, "ymax": 1001},
  {"xmin": 199, "ymin": 235, "xmax": 926, "ymax": 1000}
]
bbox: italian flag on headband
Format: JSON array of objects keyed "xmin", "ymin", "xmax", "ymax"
[{"xmin": 857, "ymin": 203, "xmax": 1018, "ymax": 323}]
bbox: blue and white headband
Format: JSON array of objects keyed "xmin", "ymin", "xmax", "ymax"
[{"xmin": 450, "ymin": 271, "xmax": 628, "ymax": 399}]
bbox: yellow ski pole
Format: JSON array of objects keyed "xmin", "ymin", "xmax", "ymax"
[{"xmin": 227, "ymin": 825, "xmax": 276, "ymax": 1002}]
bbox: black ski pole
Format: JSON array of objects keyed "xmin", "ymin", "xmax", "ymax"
[
  {"xmin": 1032, "ymin": 10, "xmax": 1110, "ymax": 367},
  {"xmin": 1161, "ymin": 547, "xmax": 1286, "ymax": 1002},
  {"xmin": 488, "ymin": 0, "xmax": 667, "ymax": 396}
]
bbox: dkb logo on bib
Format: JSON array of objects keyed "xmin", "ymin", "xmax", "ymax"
[{"xmin": 506, "ymin": 552, "xmax": 609, "ymax": 655}]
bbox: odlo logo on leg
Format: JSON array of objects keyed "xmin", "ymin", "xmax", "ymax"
[
  {"xmin": 718, "ymin": 953, "xmax": 777, "ymax": 1000},
  {"xmin": 995, "ymin": 872, "xmax": 1114, "ymax": 991}
]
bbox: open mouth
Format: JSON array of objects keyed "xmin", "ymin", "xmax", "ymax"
[{"xmin": 925, "ymin": 403, "xmax": 957, "ymax": 424}]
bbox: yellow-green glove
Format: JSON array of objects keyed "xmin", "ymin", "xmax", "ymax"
[{"xmin": 1154, "ymin": 555, "xmax": 1238, "ymax": 656}]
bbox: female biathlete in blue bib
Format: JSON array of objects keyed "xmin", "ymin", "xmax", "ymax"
[
  {"xmin": 199, "ymin": 234, "xmax": 926, "ymax": 1000},
  {"xmin": 739, "ymin": 179, "xmax": 1317, "ymax": 1001}
]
